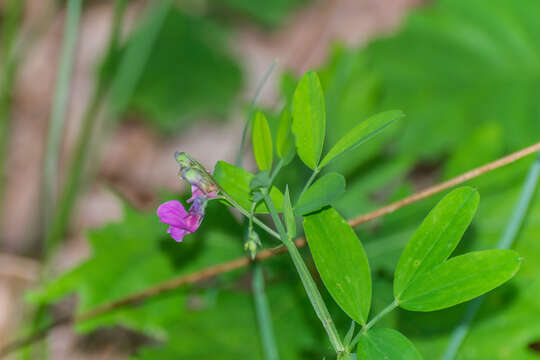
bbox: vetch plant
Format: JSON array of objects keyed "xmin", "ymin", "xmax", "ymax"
[{"xmin": 156, "ymin": 71, "xmax": 522, "ymax": 359}]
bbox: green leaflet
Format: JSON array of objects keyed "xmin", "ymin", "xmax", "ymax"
[
  {"xmin": 283, "ymin": 186, "xmax": 296, "ymax": 239},
  {"xmin": 303, "ymin": 207, "xmax": 371, "ymax": 324},
  {"xmin": 295, "ymin": 172, "xmax": 346, "ymax": 215},
  {"xmin": 213, "ymin": 161, "xmax": 283, "ymax": 213},
  {"xmin": 400, "ymin": 250, "xmax": 521, "ymax": 311},
  {"xmin": 357, "ymin": 328, "xmax": 423, "ymax": 360},
  {"xmin": 319, "ymin": 110, "xmax": 403, "ymax": 168},
  {"xmin": 394, "ymin": 187, "xmax": 480, "ymax": 299},
  {"xmin": 292, "ymin": 71, "xmax": 326, "ymax": 170},
  {"xmin": 252, "ymin": 111, "xmax": 273, "ymax": 171},
  {"xmin": 276, "ymin": 107, "xmax": 295, "ymax": 165}
]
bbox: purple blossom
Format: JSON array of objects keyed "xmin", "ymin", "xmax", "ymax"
[
  {"xmin": 157, "ymin": 200, "xmax": 201, "ymax": 242},
  {"xmin": 157, "ymin": 186, "xmax": 218, "ymax": 242}
]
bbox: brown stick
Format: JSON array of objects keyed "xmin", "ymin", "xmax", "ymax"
[{"xmin": 1, "ymin": 141, "xmax": 540, "ymax": 358}]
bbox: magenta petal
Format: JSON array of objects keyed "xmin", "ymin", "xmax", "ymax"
[
  {"xmin": 168, "ymin": 226, "xmax": 188, "ymax": 242},
  {"xmin": 184, "ymin": 213, "xmax": 202, "ymax": 232},
  {"xmin": 157, "ymin": 200, "xmax": 188, "ymax": 227}
]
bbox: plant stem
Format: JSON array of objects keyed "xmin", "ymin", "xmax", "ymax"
[
  {"xmin": 298, "ymin": 168, "xmax": 319, "ymax": 201},
  {"xmin": 42, "ymin": 0, "xmax": 83, "ymax": 231},
  {"xmin": 269, "ymin": 159, "xmax": 283, "ymax": 186},
  {"xmin": 348, "ymin": 300, "xmax": 399, "ymax": 349},
  {"xmin": 261, "ymin": 189, "xmax": 344, "ymax": 354},
  {"xmin": 235, "ymin": 60, "xmax": 278, "ymax": 168},
  {"xmin": 253, "ymin": 264, "xmax": 280, "ymax": 360},
  {"xmin": 441, "ymin": 152, "xmax": 540, "ymax": 360},
  {"xmin": 220, "ymin": 195, "xmax": 280, "ymax": 240},
  {"xmin": 364, "ymin": 300, "xmax": 398, "ymax": 332}
]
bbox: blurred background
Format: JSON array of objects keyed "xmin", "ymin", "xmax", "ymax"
[{"xmin": 1, "ymin": 0, "xmax": 540, "ymax": 359}]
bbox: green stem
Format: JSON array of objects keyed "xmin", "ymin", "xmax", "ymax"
[
  {"xmin": 220, "ymin": 195, "xmax": 280, "ymax": 240},
  {"xmin": 269, "ymin": 159, "xmax": 283, "ymax": 186},
  {"xmin": 364, "ymin": 300, "xmax": 398, "ymax": 332},
  {"xmin": 253, "ymin": 264, "xmax": 280, "ymax": 360},
  {"xmin": 235, "ymin": 60, "xmax": 278, "ymax": 168},
  {"xmin": 261, "ymin": 189, "xmax": 344, "ymax": 354},
  {"xmin": 441, "ymin": 152, "xmax": 540, "ymax": 360},
  {"xmin": 298, "ymin": 168, "xmax": 319, "ymax": 201},
  {"xmin": 349, "ymin": 300, "xmax": 399, "ymax": 348},
  {"xmin": 42, "ymin": 0, "xmax": 83, "ymax": 231}
]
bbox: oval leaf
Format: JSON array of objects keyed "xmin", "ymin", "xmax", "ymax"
[
  {"xmin": 283, "ymin": 187, "xmax": 296, "ymax": 239},
  {"xmin": 320, "ymin": 110, "xmax": 404, "ymax": 168},
  {"xmin": 394, "ymin": 187, "xmax": 480, "ymax": 300},
  {"xmin": 213, "ymin": 161, "xmax": 283, "ymax": 213},
  {"xmin": 295, "ymin": 173, "xmax": 346, "ymax": 215},
  {"xmin": 276, "ymin": 108, "xmax": 295, "ymax": 165},
  {"xmin": 292, "ymin": 71, "xmax": 326, "ymax": 170},
  {"xmin": 304, "ymin": 207, "xmax": 371, "ymax": 324},
  {"xmin": 252, "ymin": 112, "xmax": 273, "ymax": 171},
  {"xmin": 400, "ymin": 249, "xmax": 521, "ymax": 311},
  {"xmin": 357, "ymin": 328, "xmax": 423, "ymax": 360}
]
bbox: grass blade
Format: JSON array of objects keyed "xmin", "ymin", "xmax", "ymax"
[{"xmin": 42, "ymin": 0, "xmax": 83, "ymax": 231}]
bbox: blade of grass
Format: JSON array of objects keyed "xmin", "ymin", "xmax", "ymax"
[
  {"xmin": 441, "ymin": 152, "xmax": 540, "ymax": 360},
  {"xmin": 107, "ymin": 0, "xmax": 172, "ymax": 117},
  {"xmin": 44, "ymin": 0, "xmax": 168, "ymax": 254},
  {"xmin": 42, "ymin": 0, "xmax": 83, "ymax": 232},
  {"xmin": 0, "ymin": 0, "xmax": 23, "ymax": 242}
]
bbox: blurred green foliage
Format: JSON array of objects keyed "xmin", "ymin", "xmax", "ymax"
[
  {"xmin": 208, "ymin": 0, "xmax": 310, "ymax": 27},
  {"xmin": 30, "ymin": 0, "xmax": 540, "ymax": 358},
  {"xmin": 105, "ymin": 6, "xmax": 243, "ymax": 132}
]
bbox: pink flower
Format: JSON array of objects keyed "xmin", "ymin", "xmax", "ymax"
[
  {"xmin": 157, "ymin": 186, "xmax": 217, "ymax": 242},
  {"xmin": 157, "ymin": 200, "xmax": 202, "ymax": 242}
]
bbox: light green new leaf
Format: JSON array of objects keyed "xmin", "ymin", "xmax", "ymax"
[
  {"xmin": 292, "ymin": 71, "xmax": 326, "ymax": 170},
  {"xmin": 283, "ymin": 187, "xmax": 296, "ymax": 239},
  {"xmin": 213, "ymin": 161, "xmax": 283, "ymax": 213},
  {"xmin": 394, "ymin": 187, "xmax": 479, "ymax": 299},
  {"xmin": 252, "ymin": 111, "xmax": 273, "ymax": 171},
  {"xmin": 276, "ymin": 107, "xmax": 295, "ymax": 165},
  {"xmin": 357, "ymin": 328, "xmax": 423, "ymax": 360},
  {"xmin": 295, "ymin": 173, "xmax": 345, "ymax": 215},
  {"xmin": 320, "ymin": 110, "xmax": 404, "ymax": 168},
  {"xmin": 304, "ymin": 207, "xmax": 371, "ymax": 324},
  {"xmin": 400, "ymin": 249, "xmax": 521, "ymax": 311}
]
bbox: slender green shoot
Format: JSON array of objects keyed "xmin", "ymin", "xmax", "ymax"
[
  {"xmin": 297, "ymin": 168, "xmax": 319, "ymax": 201},
  {"xmin": 253, "ymin": 264, "xmax": 280, "ymax": 360},
  {"xmin": 0, "ymin": 0, "xmax": 23, "ymax": 240},
  {"xmin": 236, "ymin": 59, "xmax": 278, "ymax": 167},
  {"xmin": 45, "ymin": 0, "xmax": 165, "ymax": 254},
  {"xmin": 261, "ymin": 188, "xmax": 344, "ymax": 354},
  {"xmin": 42, "ymin": 0, "xmax": 83, "ymax": 231}
]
